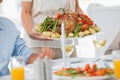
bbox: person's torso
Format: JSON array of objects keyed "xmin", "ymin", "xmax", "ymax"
[
  {"xmin": 0, "ymin": 17, "xmax": 19, "ymax": 76},
  {"xmin": 34, "ymin": 0, "xmax": 67, "ymax": 12},
  {"xmin": 32, "ymin": 0, "xmax": 75, "ymax": 26}
]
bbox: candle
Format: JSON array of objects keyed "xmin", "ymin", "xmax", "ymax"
[
  {"xmin": 44, "ymin": 56, "xmax": 52, "ymax": 80},
  {"xmin": 61, "ymin": 22, "xmax": 67, "ymax": 67},
  {"xmin": 33, "ymin": 57, "xmax": 45, "ymax": 80}
]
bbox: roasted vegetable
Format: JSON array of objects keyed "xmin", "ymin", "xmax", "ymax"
[
  {"xmin": 74, "ymin": 24, "xmax": 82, "ymax": 37},
  {"xmin": 52, "ymin": 20, "xmax": 58, "ymax": 33}
]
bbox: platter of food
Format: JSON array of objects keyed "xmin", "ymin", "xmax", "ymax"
[
  {"xmin": 53, "ymin": 64, "xmax": 114, "ymax": 80},
  {"xmin": 34, "ymin": 9, "xmax": 101, "ymax": 40}
]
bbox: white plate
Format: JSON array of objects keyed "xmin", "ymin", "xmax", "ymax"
[
  {"xmin": 51, "ymin": 37, "xmax": 79, "ymax": 41},
  {"xmin": 51, "ymin": 34, "xmax": 94, "ymax": 41},
  {"xmin": 53, "ymin": 74, "xmax": 114, "ymax": 80}
]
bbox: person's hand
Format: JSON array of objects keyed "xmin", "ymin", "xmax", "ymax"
[
  {"xmin": 39, "ymin": 47, "xmax": 55, "ymax": 59},
  {"xmin": 27, "ymin": 48, "xmax": 54, "ymax": 64},
  {"xmin": 29, "ymin": 30, "xmax": 51, "ymax": 40}
]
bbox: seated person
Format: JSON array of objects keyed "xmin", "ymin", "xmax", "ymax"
[
  {"xmin": 0, "ymin": 0, "xmax": 54, "ymax": 76},
  {"xmin": 105, "ymin": 30, "xmax": 120, "ymax": 54}
]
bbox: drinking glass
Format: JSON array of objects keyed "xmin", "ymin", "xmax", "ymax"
[
  {"xmin": 10, "ymin": 56, "xmax": 25, "ymax": 80},
  {"xmin": 93, "ymin": 32, "xmax": 106, "ymax": 49},
  {"xmin": 113, "ymin": 50, "xmax": 120, "ymax": 79},
  {"xmin": 93, "ymin": 32, "xmax": 106, "ymax": 57}
]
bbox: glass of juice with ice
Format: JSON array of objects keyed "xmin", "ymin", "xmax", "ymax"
[
  {"xmin": 10, "ymin": 56, "xmax": 24, "ymax": 80},
  {"xmin": 113, "ymin": 50, "xmax": 120, "ymax": 79}
]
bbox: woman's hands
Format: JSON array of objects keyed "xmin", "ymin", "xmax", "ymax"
[
  {"xmin": 75, "ymin": 0, "xmax": 84, "ymax": 14},
  {"xmin": 29, "ymin": 30, "xmax": 50, "ymax": 40},
  {"xmin": 21, "ymin": 2, "xmax": 51, "ymax": 41}
]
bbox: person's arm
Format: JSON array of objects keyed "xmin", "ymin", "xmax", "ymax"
[
  {"xmin": 75, "ymin": 0, "xmax": 84, "ymax": 14},
  {"xmin": 21, "ymin": 1, "xmax": 33, "ymax": 36},
  {"xmin": 21, "ymin": 1, "xmax": 48, "ymax": 40},
  {"xmin": 13, "ymin": 31, "xmax": 54, "ymax": 64},
  {"xmin": 0, "ymin": 0, "xmax": 3, "ymax": 3},
  {"xmin": 27, "ymin": 53, "xmax": 38, "ymax": 64}
]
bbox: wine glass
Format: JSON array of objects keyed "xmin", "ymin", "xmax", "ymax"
[
  {"xmin": 93, "ymin": 32, "xmax": 106, "ymax": 58},
  {"xmin": 66, "ymin": 41, "xmax": 75, "ymax": 58},
  {"xmin": 66, "ymin": 40, "xmax": 75, "ymax": 58}
]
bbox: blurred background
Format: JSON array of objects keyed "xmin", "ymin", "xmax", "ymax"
[{"xmin": 0, "ymin": 0, "xmax": 120, "ymax": 58}]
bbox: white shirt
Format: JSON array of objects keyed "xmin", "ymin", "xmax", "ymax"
[{"xmin": 21, "ymin": 0, "xmax": 76, "ymax": 48}]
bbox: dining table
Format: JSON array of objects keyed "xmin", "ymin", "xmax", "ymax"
[{"xmin": 0, "ymin": 54, "xmax": 117, "ymax": 80}]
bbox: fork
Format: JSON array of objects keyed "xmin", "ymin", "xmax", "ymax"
[{"xmin": 92, "ymin": 56, "xmax": 105, "ymax": 63}]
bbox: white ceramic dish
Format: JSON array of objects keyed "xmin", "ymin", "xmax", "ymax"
[{"xmin": 53, "ymin": 74, "xmax": 114, "ymax": 80}]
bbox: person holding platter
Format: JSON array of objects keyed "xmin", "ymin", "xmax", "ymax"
[{"xmin": 21, "ymin": 0, "xmax": 84, "ymax": 58}]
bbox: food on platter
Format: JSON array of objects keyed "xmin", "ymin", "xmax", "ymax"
[
  {"xmin": 54, "ymin": 64, "xmax": 113, "ymax": 77},
  {"xmin": 35, "ymin": 9, "xmax": 101, "ymax": 38}
]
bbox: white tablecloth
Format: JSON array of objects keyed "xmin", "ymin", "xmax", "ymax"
[{"xmin": 0, "ymin": 55, "xmax": 117, "ymax": 80}]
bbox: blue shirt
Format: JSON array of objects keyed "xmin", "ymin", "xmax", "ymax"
[{"xmin": 0, "ymin": 17, "xmax": 32, "ymax": 76}]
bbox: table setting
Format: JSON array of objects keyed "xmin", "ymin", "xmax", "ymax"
[
  {"xmin": 0, "ymin": 54, "xmax": 118, "ymax": 80},
  {"xmin": 0, "ymin": 9, "xmax": 120, "ymax": 80}
]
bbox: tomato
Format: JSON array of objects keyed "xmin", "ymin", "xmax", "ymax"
[
  {"xmin": 81, "ymin": 24, "xmax": 88, "ymax": 29},
  {"xmin": 56, "ymin": 13, "xmax": 61, "ymax": 19},
  {"xmin": 85, "ymin": 64, "xmax": 91, "ymax": 72},
  {"xmin": 76, "ymin": 67, "xmax": 82, "ymax": 73},
  {"xmin": 86, "ymin": 21, "xmax": 94, "ymax": 25},
  {"xmin": 89, "ymin": 72, "xmax": 96, "ymax": 76},
  {"xmin": 81, "ymin": 19, "xmax": 86, "ymax": 23},
  {"xmin": 92, "ymin": 64, "xmax": 97, "ymax": 70},
  {"xmin": 84, "ymin": 15, "xmax": 89, "ymax": 19},
  {"xmin": 87, "ymin": 69, "xmax": 94, "ymax": 73}
]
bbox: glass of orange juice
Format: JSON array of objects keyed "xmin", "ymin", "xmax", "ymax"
[
  {"xmin": 10, "ymin": 56, "xmax": 24, "ymax": 80},
  {"xmin": 113, "ymin": 50, "xmax": 120, "ymax": 79}
]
